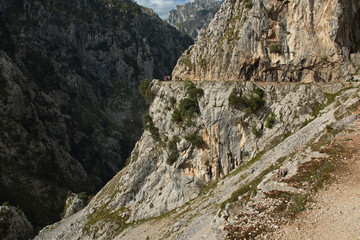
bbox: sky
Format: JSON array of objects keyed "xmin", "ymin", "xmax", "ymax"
[{"xmin": 135, "ymin": 0, "xmax": 193, "ymax": 19}]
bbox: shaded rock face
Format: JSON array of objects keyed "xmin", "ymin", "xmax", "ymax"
[
  {"xmin": 173, "ymin": 0, "xmax": 360, "ymax": 82},
  {"xmin": 0, "ymin": 0, "xmax": 192, "ymax": 232},
  {"xmin": 167, "ymin": 0, "xmax": 222, "ymax": 40},
  {"xmin": 0, "ymin": 205, "xmax": 34, "ymax": 240}
]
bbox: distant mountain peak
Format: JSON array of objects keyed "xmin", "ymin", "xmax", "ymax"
[{"xmin": 167, "ymin": 0, "xmax": 222, "ymax": 40}]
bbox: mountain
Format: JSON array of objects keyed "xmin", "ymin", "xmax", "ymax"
[
  {"xmin": 167, "ymin": 0, "xmax": 222, "ymax": 40},
  {"xmin": 0, "ymin": 0, "xmax": 192, "ymax": 235},
  {"xmin": 173, "ymin": 0, "xmax": 360, "ymax": 82},
  {"xmin": 30, "ymin": 0, "xmax": 360, "ymax": 239}
]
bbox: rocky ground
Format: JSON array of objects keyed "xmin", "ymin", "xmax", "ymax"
[{"xmin": 267, "ymin": 108, "xmax": 360, "ymax": 240}]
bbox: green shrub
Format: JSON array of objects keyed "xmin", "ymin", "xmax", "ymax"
[
  {"xmin": 172, "ymin": 98, "xmax": 199, "ymax": 125},
  {"xmin": 142, "ymin": 114, "xmax": 160, "ymax": 141},
  {"xmin": 167, "ymin": 136, "xmax": 180, "ymax": 165},
  {"xmin": 254, "ymin": 87, "xmax": 264, "ymax": 98},
  {"xmin": 228, "ymin": 87, "xmax": 265, "ymax": 113},
  {"xmin": 169, "ymin": 96, "xmax": 176, "ymax": 106},
  {"xmin": 269, "ymin": 42, "xmax": 282, "ymax": 54},
  {"xmin": 172, "ymin": 81, "xmax": 203, "ymax": 125},
  {"xmin": 265, "ymin": 112, "xmax": 276, "ymax": 128},
  {"xmin": 138, "ymin": 79, "xmax": 154, "ymax": 104},
  {"xmin": 184, "ymin": 133, "xmax": 205, "ymax": 148},
  {"xmin": 178, "ymin": 98, "xmax": 199, "ymax": 118},
  {"xmin": 184, "ymin": 81, "xmax": 204, "ymax": 99},
  {"xmin": 184, "ymin": 81, "xmax": 203, "ymax": 97},
  {"xmin": 171, "ymin": 108, "xmax": 183, "ymax": 123},
  {"xmin": 251, "ymin": 126, "xmax": 262, "ymax": 138}
]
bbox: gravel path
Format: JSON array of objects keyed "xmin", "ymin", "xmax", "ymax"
[{"xmin": 270, "ymin": 110, "xmax": 360, "ymax": 240}]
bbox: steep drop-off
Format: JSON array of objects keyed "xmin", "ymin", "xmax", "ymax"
[
  {"xmin": 34, "ymin": 81, "xmax": 360, "ymax": 239},
  {"xmin": 0, "ymin": 0, "xmax": 192, "ymax": 232},
  {"xmin": 173, "ymin": 0, "xmax": 360, "ymax": 82}
]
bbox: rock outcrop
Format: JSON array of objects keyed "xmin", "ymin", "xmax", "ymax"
[
  {"xmin": 34, "ymin": 81, "xmax": 360, "ymax": 239},
  {"xmin": 0, "ymin": 205, "xmax": 34, "ymax": 240},
  {"xmin": 0, "ymin": 0, "xmax": 192, "ymax": 233},
  {"xmin": 173, "ymin": 0, "xmax": 360, "ymax": 82},
  {"xmin": 167, "ymin": 0, "xmax": 222, "ymax": 40},
  {"xmin": 62, "ymin": 193, "xmax": 88, "ymax": 219}
]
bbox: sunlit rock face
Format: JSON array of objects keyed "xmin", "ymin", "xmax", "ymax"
[{"xmin": 173, "ymin": 0, "xmax": 360, "ymax": 82}]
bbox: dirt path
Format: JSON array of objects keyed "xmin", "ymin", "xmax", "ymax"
[{"xmin": 270, "ymin": 110, "xmax": 360, "ymax": 240}]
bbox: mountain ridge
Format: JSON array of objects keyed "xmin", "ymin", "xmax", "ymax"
[{"xmin": 167, "ymin": 0, "xmax": 222, "ymax": 40}]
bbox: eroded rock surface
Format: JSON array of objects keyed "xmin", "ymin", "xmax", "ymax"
[{"xmin": 173, "ymin": 0, "xmax": 360, "ymax": 82}]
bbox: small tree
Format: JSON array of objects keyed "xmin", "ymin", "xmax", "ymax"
[{"xmin": 265, "ymin": 112, "xmax": 276, "ymax": 128}]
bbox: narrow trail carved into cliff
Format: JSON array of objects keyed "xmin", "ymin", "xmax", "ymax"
[{"xmin": 270, "ymin": 108, "xmax": 360, "ymax": 240}]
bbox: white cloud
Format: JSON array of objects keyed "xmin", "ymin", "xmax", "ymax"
[{"xmin": 135, "ymin": 0, "xmax": 191, "ymax": 19}]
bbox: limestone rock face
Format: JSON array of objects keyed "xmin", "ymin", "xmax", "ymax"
[
  {"xmin": 167, "ymin": 0, "xmax": 222, "ymax": 40},
  {"xmin": 0, "ymin": 205, "xmax": 34, "ymax": 240},
  {"xmin": 62, "ymin": 193, "xmax": 87, "ymax": 219},
  {"xmin": 33, "ymin": 81, "xmax": 359, "ymax": 240},
  {"xmin": 0, "ymin": 0, "xmax": 192, "ymax": 233},
  {"xmin": 173, "ymin": 0, "xmax": 360, "ymax": 82}
]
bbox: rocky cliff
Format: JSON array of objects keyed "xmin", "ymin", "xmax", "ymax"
[
  {"xmin": 0, "ymin": 0, "xmax": 192, "ymax": 233},
  {"xmin": 173, "ymin": 0, "xmax": 360, "ymax": 82},
  {"xmin": 0, "ymin": 205, "xmax": 34, "ymax": 240},
  {"xmin": 167, "ymin": 0, "xmax": 222, "ymax": 40},
  {"xmin": 34, "ymin": 81, "xmax": 360, "ymax": 239}
]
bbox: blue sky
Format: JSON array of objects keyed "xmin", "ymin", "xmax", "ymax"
[{"xmin": 135, "ymin": 0, "xmax": 193, "ymax": 19}]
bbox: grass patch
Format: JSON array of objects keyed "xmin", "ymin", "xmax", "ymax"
[
  {"xmin": 226, "ymin": 151, "xmax": 265, "ymax": 179},
  {"xmin": 83, "ymin": 206, "xmax": 129, "ymax": 237},
  {"xmin": 266, "ymin": 191, "xmax": 310, "ymax": 217},
  {"xmin": 311, "ymin": 101, "xmax": 323, "ymax": 117},
  {"xmin": 200, "ymin": 180, "xmax": 218, "ymax": 195},
  {"xmin": 285, "ymin": 138, "xmax": 340, "ymax": 192},
  {"xmin": 220, "ymin": 156, "xmax": 287, "ymax": 210},
  {"xmin": 325, "ymin": 86, "xmax": 354, "ymax": 104},
  {"xmin": 287, "ymin": 193, "xmax": 310, "ymax": 216}
]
